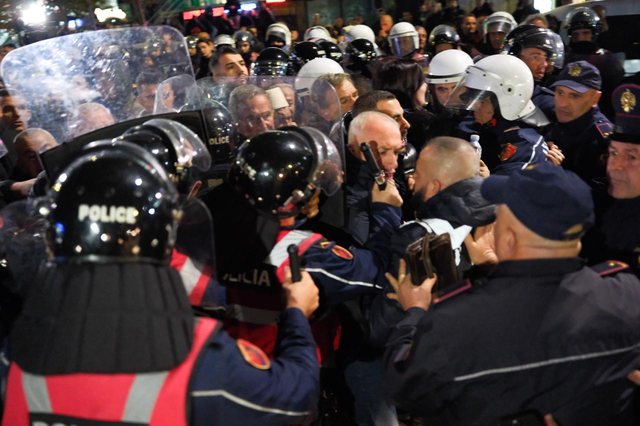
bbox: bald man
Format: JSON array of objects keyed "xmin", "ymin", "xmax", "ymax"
[
  {"xmin": 0, "ymin": 128, "xmax": 57, "ymax": 203},
  {"xmin": 13, "ymin": 128, "xmax": 57, "ymax": 179},
  {"xmin": 370, "ymin": 136, "xmax": 495, "ymax": 346},
  {"xmin": 383, "ymin": 163, "xmax": 640, "ymax": 424}
]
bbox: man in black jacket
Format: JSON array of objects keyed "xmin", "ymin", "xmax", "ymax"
[
  {"xmin": 370, "ymin": 136, "xmax": 494, "ymax": 347},
  {"xmin": 383, "ymin": 162, "xmax": 640, "ymax": 425}
]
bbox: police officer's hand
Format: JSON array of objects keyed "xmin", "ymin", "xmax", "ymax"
[
  {"xmin": 546, "ymin": 142, "xmax": 565, "ymax": 166},
  {"xmin": 464, "ymin": 224, "xmax": 498, "ymax": 265},
  {"xmin": 371, "ymin": 178, "xmax": 403, "ymax": 207},
  {"xmin": 10, "ymin": 178, "xmax": 37, "ymax": 198},
  {"xmin": 628, "ymin": 369, "xmax": 640, "ymax": 385},
  {"xmin": 385, "ymin": 259, "xmax": 436, "ymax": 311},
  {"xmin": 283, "ymin": 267, "xmax": 319, "ymax": 318}
]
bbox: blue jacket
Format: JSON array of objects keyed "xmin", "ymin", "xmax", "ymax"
[{"xmin": 384, "ymin": 259, "xmax": 640, "ymax": 425}]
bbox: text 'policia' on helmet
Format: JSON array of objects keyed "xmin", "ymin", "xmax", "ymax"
[
  {"xmin": 389, "ymin": 22, "xmax": 419, "ymax": 57},
  {"xmin": 43, "ymin": 141, "xmax": 180, "ymax": 263},
  {"xmin": 446, "ymin": 54, "xmax": 535, "ymax": 121},
  {"xmin": 251, "ymin": 47, "xmax": 295, "ymax": 76},
  {"xmin": 425, "ymin": 49, "xmax": 473, "ymax": 85},
  {"xmin": 565, "ymin": 7, "xmax": 601, "ymax": 40},
  {"xmin": 503, "ymin": 25, "xmax": 563, "ymax": 69},
  {"xmin": 266, "ymin": 22, "xmax": 291, "ymax": 47},
  {"xmin": 228, "ymin": 126, "xmax": 343, "ymax": 217}
]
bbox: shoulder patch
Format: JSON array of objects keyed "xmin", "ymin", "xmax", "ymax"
[
  {"xmin": 499, "ymin": 143, "xmax": 518, "ymax": 161},
  {"xmin": 331, "ymin": 245, "xmax": 354, "ymax": 260},
  {"xmin": 590, "ymin": 260, "xmax": 629, "ymax": 277},
  {"xmin": 236, "ymin": 338, "xmax": 271, "ymax": 370},
  {"xmin": 319, "ymin": 241, "xmax": 332, "ymax": 249},
  {"xmin": 595, "ymin": 121, "xmax": 613, "ymax": 139}
]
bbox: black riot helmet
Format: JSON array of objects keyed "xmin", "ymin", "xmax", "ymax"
[
  {"xmin": 290, "ymin": 41, "xmax": 326, "ymax": 69},
  {"xmin": 565, "ymin": 7, "xmax": 601, "ymax": 41},
  {"xmin": 228, "ymin": 127, "xmax": 343, "ymax": 217},
  {"xmin": 346, "ymin": 38, "xmax": 377, "ymax": 65},
  {"xmin": 115, "ymin": 118, "xmax": 212, "ymax": 192},
  {"xmin": 319, "ymin": 41, "xmax": 343, "ymax": 64},
  {"xmin": 428, "ymin": 25, "xmax": 460, "ymax": 51},
  {"xmin": 251, "ymin": 47, "xmax": 294, "ymax": 76},
  {"xmin": 202, "ymin": 105, "xmax": 239, "ymax": 164},
  {"xmin": 503, "ymin": 25, "xmax": 562, "ymax": 68},
  {"xmin": 45, "ymin": 141, "xmax": 180, "ymax": 263}
]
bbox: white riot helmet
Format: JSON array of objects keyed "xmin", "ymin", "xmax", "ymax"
[
  {"xmin": 266, "ymin": 22, "xmax": 292, "ymax": 47},
  {"xmin": 304, "ymin": 25, "xmax": 332, "ymax": 42},
  {"xmin": 388, "ymin": 22, "xmax": 419, "ymax": 57},
  {"xmin": 446, "ymin": 55, "xmax": 535, "ymax": 121},
  {"xmin": 345, "ymin": 24, "xmax": 376, "ymax": 44},
  {"xmin": 425, "ymin": 50, "xmax": 473, "ymax": 84},
  {"xmin": 484, "ymin": 11, "xmax": 517, "ymax": 37},
  {"xmin": 213, "ymin": 34, "xmax": 235, "ymax": 48},
  {"xmin": 295, "ymin": 57, "xmax": 344, "ymax": 97}
]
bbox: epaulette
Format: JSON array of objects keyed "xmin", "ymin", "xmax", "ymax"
[
  {"xmin": 433, "ymin": 279, "xmax": 472, "ymax": 304},
  {"xmin": 590, "ymin": 260, "xmax": 629, "ymax": 277},
  {"xmin": 595, "ymin": 121, "xmax": 614, "ymax": 139}
]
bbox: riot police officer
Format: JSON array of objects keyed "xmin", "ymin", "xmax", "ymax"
[
  {"xmin": 447, "ymin": 54, "xmax": 547, "ymax": 175},
  {"xmin": 503, "ymin": 24, "xmax": 563, "ymax": 121},
  {"xmin": 564, "ymin": 6, "xmax": 624, "ymax": 120},
  {"xmin": 2, "ymin": 141, "xmax": 322, "ymax": 425}
]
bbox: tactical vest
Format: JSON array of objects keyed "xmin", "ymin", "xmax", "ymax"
[
  {"xmin": 221, "ymin": 229, "xmax": 323, "ymax": 356},
  {"xmin": 2, "ymin": 318, "xmax": 218, "ymax": 426}
]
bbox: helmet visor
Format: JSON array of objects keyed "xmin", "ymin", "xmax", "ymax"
[
  {"xmin": 445, "ymin": 85, "xmax": 494, "ymax": 113},
  {"xmin": 389, "ymin": 35, "xmax": 418, "ymax": 57}
]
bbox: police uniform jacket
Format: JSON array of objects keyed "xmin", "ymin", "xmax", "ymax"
[
  {"xmin": 544, "ymin": 106, "xmax": 612, "ymax": 186},
  {"xmin": 458, "ymin": 116, "xmax": 547, "ymax": 175},
  {"xmin": 383, "ymin": 258, "xmax": 640, "ymax": 425},
  {"xmin": 601, "ymin": 197, "xmax": 640, "ymax": 277},
  {"xmin": 369, "ymin": 177, "xmax": 495, "ymax": 348}
]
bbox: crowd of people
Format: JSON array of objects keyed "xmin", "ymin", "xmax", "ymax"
[{"xmin": 0, "ymin": 0, "xmax": 639, "ymax": 425}]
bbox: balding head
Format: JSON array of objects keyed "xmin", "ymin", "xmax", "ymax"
[
  {"xmin": 67, "ymin": 103, "xmax": 115, "ymax": 140},
  {"xmin": 348, "ymin": 110, "xmax": 404, "ymax": 175},
  {"xmin": 412, "ymin": 136, "xmax": 479, "ymax": 203},
  {"xmin": 14, "ymin": 128, "xmax": 57, "ymax": 178}
]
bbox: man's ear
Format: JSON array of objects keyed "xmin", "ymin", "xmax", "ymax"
[
  {"xmin": 425, "ymin": 179, "xmax": 442, "ymax": 200},
  {"xmin": 503, "ymin": 226, "xmax": 517, "ymax": 257},
  {"xmin": 592, "ymin": 90, "xmax": 602, "ymax": 107}
]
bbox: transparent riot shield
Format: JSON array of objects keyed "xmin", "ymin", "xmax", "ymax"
[
  {"xmin": 190, "ymin": 75, "xmax": 348, "ymax": 230},
  {"xmin": 173, "ymin": 197, "xmax": 225, "ymax": 312},
  {"xmin": 191, "ymin": 75, "xmax": 343, "ymax": 147},
  {"xmin": 0, "ymin": 26, "xmax": 193, "ymax": 143},
  {"xmin": 0, "ymin": 199, "xmax": 49, "ymax": 297}
]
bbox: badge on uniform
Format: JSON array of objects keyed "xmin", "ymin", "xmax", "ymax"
[
  {"xmin": 331, "ymin": 245, "xmax": 354, "ymax": 260},
  {"xmin": 236, "ymin": 339, "xmax": 271, "ymax": 370},
  {"xmin": 499, "ymin": 143, "xmax": 518, "ymax": 161}
]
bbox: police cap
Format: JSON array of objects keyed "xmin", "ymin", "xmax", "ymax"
[
  {"xmin": 481, "ymin": 163, "xmax": 594, "ymax": 241},
  {"xmin": 611, "ymin": 84, "xmax": 640, "ymax": 144}
]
